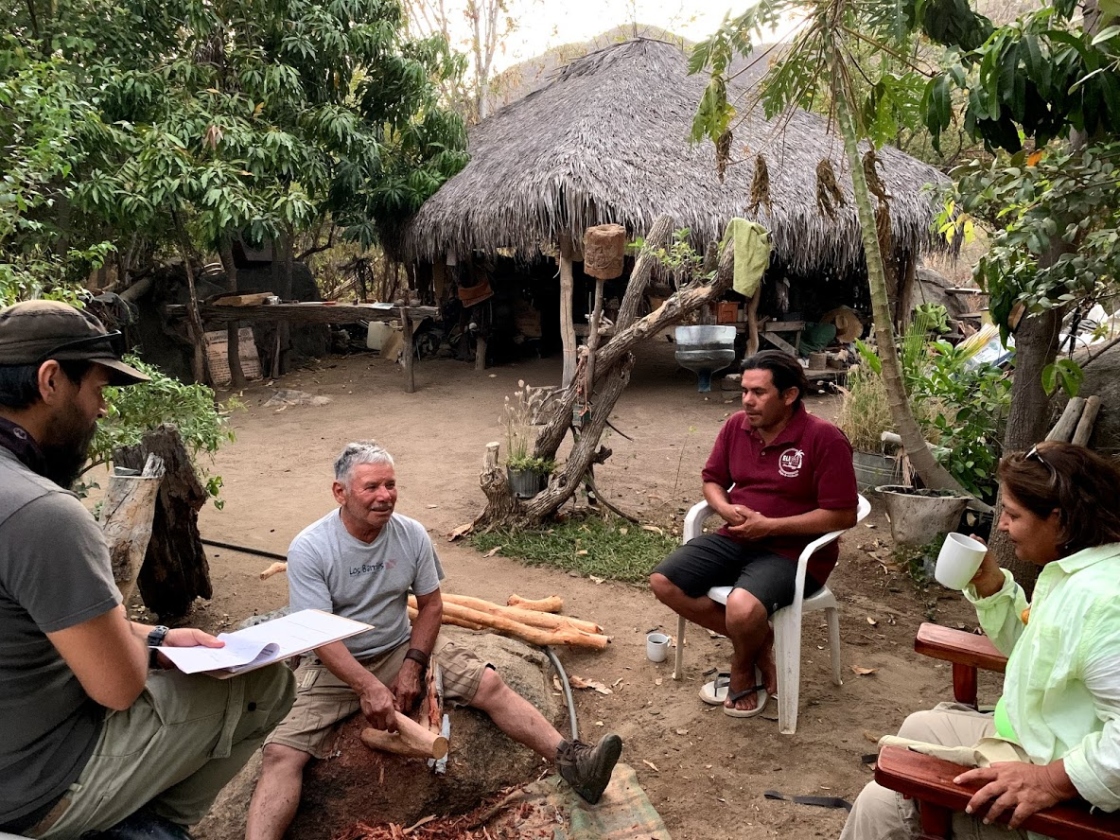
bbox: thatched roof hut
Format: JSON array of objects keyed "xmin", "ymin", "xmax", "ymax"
[{"xmin": 401, "ymin": 38, "xmax": 948, "ymax": 277}]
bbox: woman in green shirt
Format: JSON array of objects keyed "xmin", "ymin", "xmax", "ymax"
[{"xmin": 842, "ymin": 442, "xmax": 1120, "ymax": 840}]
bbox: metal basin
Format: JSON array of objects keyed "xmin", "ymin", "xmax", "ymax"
[{"xmin": 675, "ymin": 325, "xmax": 737, "ymax": 392}]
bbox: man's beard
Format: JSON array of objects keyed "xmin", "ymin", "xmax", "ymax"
[{"xmin": 41, "ymin": 409, "xmax": 96, "ymax": 489}]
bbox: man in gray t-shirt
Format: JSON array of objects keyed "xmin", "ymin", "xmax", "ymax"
[{"xmin": 246, "ymin": 442, "xmax": 624, "ymax": 840}]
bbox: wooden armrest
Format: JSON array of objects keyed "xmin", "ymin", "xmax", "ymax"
[
  {"xmin": 915, "ymin": 623, "xmax": 1007, "ymax": 673},
  {"xmin": 875, "ymin": 745, "xmax": 1120, "ymax": 840},
  {"xmin": 915, "ymin": 623, "xmax": 1006, "ymax": 707}
]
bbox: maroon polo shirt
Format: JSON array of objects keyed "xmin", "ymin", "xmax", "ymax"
[{"xmin": 701, "ymin": 404, "xmax": 858, "ymax": 584}]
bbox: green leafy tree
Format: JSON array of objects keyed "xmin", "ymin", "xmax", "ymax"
[{"xmin": 88, "ymin": 356, "xmax": 239, "ymax": 506}]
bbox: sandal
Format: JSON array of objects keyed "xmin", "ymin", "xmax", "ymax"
[
  {"xmin": 699, "ymin": 672, "xmax": 731, "ymax": 705},
  {"xmin": 723, "ymin": 666, "xmax": 770, "ymax": 718}
]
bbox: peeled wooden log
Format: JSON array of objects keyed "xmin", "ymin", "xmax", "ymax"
[
  {"xmin": 409, "ymin": 603, "xmax": 608, "ymax": 649},
  {"xmin": 506, "ymin": 594, "xmax": 563, "ymax": 613},
  {"xmin": 360, "ymin": 713, "xmax": 448, "ymax": 760},
  {"xmin": 259, "ymin": 561, "xmax": 288, "ymax": 580},
  {"xmin": 437, "ymin": 593, "xmax": 601, "ymax": 634},
  {"xmin": 408, "ymin": 605, "xmax": 484, "ymax": 631},
  {"xmin": 436, "ymin": 600, "xmax": 609, "ymax": 650}
]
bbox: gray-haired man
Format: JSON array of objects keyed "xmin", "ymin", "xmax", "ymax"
[{"xmin": 246, "ymin": 442, "xmax": 623, "ymax": 840}]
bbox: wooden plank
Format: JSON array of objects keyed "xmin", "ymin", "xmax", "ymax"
[
  {"xmin": 762, "ymin": 320, "xmax": 806, "ymax": 331},
  {"xmin": 212, "ymin": 292, "xmax": 273, "ymax": 307},
  {"xmin": 760, "ymin": 331, "xmax": 799, "ymax": 356},
  {"xmin": 166, "ymin": 302, "xmax": 438, "ymax": 326},
  {"xmin": 876, "ymin": 746, "xmax": 1120, "ymax": 840}
]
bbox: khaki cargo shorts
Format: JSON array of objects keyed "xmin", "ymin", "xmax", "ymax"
[{"xmin": 265, "ymin": 635, "xmax": 487, "ymax": 759}]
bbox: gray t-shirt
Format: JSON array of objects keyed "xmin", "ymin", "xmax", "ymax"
[
  {"xmin": 287, "ymin": 510, "xmax": 443, "ymax": 659},
  {"xmin": 0, "ymin": 447, "xmax": 121, "ymax": 826}
]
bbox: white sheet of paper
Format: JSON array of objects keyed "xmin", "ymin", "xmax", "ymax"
[{"xmin": 157, "ymin": 610, "xmax": 371, "ymax": 677}]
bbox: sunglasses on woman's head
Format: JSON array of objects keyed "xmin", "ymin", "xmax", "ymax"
[{"xmin": 1026, "ymin": 445, "xmax": 1057, "ymax": 487}]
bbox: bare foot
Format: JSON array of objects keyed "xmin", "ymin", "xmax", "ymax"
[{"xmin": 723, "ymin": 663, "xmax": 764, "ymax": 712}]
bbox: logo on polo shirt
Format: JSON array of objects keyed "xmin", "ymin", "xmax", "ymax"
[{"xmin": 778, "ymin": 447, "xmax": 804, "ymax": 478}]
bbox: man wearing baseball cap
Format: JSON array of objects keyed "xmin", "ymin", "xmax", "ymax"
[{"xmin": 0, "ymin": 301, "xmax": 295, "ymax": 839}]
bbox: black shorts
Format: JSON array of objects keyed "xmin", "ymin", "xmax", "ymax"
[{"xmin": 653, "ymin": 533, "xmax": 823, "ymax": 617}]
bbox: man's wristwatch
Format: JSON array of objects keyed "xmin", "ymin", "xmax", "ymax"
[
  {"xmin": 147, "ymin": 625, "xmax": 170, "ymax": 668},
  {"xmin": 404, "ymin": 648, "xmax": 429, "ymax": 671}
]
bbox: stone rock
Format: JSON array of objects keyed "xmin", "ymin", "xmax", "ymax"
[
  {"xmin": 194, "ymin": 628, "xmax": 562, "ymax": 840},
  {"xmin": 914, "ymin": 265, "xmax": 983, "ymax": 318}
]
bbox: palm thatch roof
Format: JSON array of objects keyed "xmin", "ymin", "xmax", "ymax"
[{"xmin": 401, "ymin": 38, "xmax": 949, "ymax": 276}]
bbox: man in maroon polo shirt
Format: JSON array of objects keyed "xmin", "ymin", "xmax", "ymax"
[{"xmin": 650, "ymin": 350, "xmax": 858, "ymax": 717}]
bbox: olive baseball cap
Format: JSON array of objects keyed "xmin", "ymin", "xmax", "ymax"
[{"xmin": 0, "ymin": 300, "xmax": 150, "ymax": 385}]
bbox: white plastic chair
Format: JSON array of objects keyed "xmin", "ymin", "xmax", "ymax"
[{"xmin": 671, "ymin": 493, "xmax": 870, "ymax": 734}]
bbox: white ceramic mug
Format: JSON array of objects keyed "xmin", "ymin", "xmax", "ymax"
[
  {"xmin": 935, "ymin": 532, "xmax": 988, "ymax": 589},
  {"xmin": 646, "ymin": 632, "xmax": 671, "ymax": 663}
]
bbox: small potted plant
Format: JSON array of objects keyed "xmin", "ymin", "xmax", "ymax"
[
  {"xmin": 503, "ymin": 381, "xmax": 557, "ymax": 499},
  {"xmin": 836, "ymin": 360, "xmax": 900, "ymax": 491}
]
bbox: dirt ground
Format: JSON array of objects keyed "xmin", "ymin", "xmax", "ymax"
[{"xmin": 166, "ymin": 336, "xmax": 986, "ymax": 840}]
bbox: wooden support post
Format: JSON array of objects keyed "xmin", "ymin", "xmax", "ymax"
[
  {"xmin": 746, "ymin": 284, "xmax": 762, "ymax": 357},
  {"xmin": 584, "ymin": 278, "xmax": 605, "ymax": 393},
  {"xmin": 1072, "ymin": 395, "xmax": 1101, "ymax": 446},
  {"xmin": 475, "ymin": 334, "xmax": 488, "ymax": 371},
  {"xmin": 1046, "ymin": 397, "xmax": 1085, "ymax": 442},
  {"xmin": 559, "ymin": 234, "xmax": 577, "ymax": 388},
  {"xmin": 401, "ymin": 306, "xmax": 415, "ymax": 394}
]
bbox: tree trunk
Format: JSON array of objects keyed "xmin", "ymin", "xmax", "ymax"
[
  {"xmin": 535, "ymin": 215, "xmax": 674, "ymax": 458},
  {"xmin": 559, "ymin": 234, "xmax": 577, "ymax": 388},
  {"xmin": 276, "ymin": 231, "xmax": 295, "ymax": 377},
  {"xmin": 114, "ymin": 425, "xmax": 213, "ymax": 619},
  {"xmin": 832, "ymin": 65, "xmax": 965, "ymax": 495},
  {"xmin": 219, "ymin": 240, "xmax": 247, "ymax": 389},
  {"xmin": 476, "ymin": 224, "xmax": 735, "ymax": 529},
  {"xmin": 987, "ymin": 296, "xmax": 1064, "ymax": 592},
  {"xmin": 172, "ymin": 212, "xmax": 209, "ymax": 385}
]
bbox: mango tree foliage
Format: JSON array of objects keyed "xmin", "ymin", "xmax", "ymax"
[{"xmin": 1, "ymin": 0, "xmax": 468, "ymax": 298}]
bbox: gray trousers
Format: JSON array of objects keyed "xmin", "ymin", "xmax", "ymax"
[{"xmin": 840, "ymin": 704, "xmax": 1029, "ymax": 840}]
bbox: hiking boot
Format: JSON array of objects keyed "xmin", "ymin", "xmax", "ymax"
[{"xmin": 556, "ymin": 733, "xmax": 623, "ymax": 804}]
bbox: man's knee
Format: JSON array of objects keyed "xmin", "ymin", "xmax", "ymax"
[
  {"xmin": 260, "ymin": 743, "xmax": 312, "ymax": 778},
  {"xmin": 469, "ymin": 666, "xmax": 511, "ymax": 711},
  {"xmin": 649, "ymin": 572, "xmax": 682, "ymax": 605},
  {"xmin": 724, "ymin": 589, "xmax": 767, "ymax": 632}
]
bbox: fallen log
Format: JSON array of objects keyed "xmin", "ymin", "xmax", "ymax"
[
  {"xmin": 438, "ymin": 593, "xmax": 601, "ymax": 634},
  {"xmin": 360, "ymin": 713, "xmax": 448, "ymax": 760},
  {"xmin": 506, "ymin": 594, "xmax": 563, "ymax": 613}
]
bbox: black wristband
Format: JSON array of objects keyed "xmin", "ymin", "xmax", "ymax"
[
  {"xmin": 147, "ymin": 625, "xmax": 170, "ymax": 668},
  {"xmin": 404, "ymin": 648, "xmax": 429, "ymax": 669}
]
